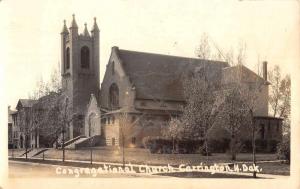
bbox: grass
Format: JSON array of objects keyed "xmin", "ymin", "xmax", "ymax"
[{"xmin": 8, "ymin": 147, "xmax": 289, "ymax": 176}]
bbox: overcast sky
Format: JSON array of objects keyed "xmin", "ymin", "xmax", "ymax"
[{"xmin": 1, "ymin": 0, "xmax": 299, "ymax": 108}]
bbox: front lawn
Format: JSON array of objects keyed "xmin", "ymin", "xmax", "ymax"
[{"xmin": 8, "ymin": 147, "xmax": 289, "ymax": 175}]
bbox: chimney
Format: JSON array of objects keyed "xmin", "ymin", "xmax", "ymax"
[{"xmin": 263, "ymin": 61, "xmax": 267, "ymax": 81}]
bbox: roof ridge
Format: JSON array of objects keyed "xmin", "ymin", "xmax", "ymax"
[{"xmin": 119, "ymin": 48, "xmax": 227, "ymax": 64}]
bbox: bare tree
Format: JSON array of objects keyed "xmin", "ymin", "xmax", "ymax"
[
  {"xmin": 118, "ymin": 110, "xmax": 151, "ymax": 167},
  {"xmin": 52, "ymin": 94, "xmax": 73, "ymax": 162},
  {"xmin": 233, "ymin": 68, "xmax": 263, "ymax": 178},
  {"xmin": 118, "ymin": 112, "xmax": 135, "ymax": 167},
  {"xmin": 268, "ymin": 66, "xmax": 291, "ymax": 133},
  {"xmin": 28, "ymin": 68, "xmax": 62, "ymax": 100},
  {"xmin": 215, "ymin": 84, "xmax": 250, "ymax": 160},
  {"xmin": 181, "ymin": 67, "xmax": 220, "ymax": 159},
  {"xmin": 49, "ymin": 68, "xmax": 62, "ymax": 93},
  {"xmin": 195, "ymin": 33, "xmax": 211, "ymax": 59},
  {"xmin": 162, "ymin": 117, "xmax": 183, "ymax": 153},
  {"xmin": 269, "ymin": 65, "xmax": 282, "ymax": 117}
]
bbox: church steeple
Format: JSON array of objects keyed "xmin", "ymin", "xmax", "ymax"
[
  {"xmin": 70, "ymin": 14, "xmax": 78, "ymax": 28},
  {"xmin": 61, "ymin": 20, "xmax": 69, "ymax": 34},
  {"xmin": 91, "ymin": 17, "xmax": 99, "ymax": 34},
  {"xmin": 83, "ymin": 23, "xmax": 90, "ymax": 37}
]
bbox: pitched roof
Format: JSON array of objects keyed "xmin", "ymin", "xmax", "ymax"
[
  {"xmin": 16, "ymin": 99, "xmax": 38, "ymax": 109},
  {"xmin": 221, "ymin": 64, "xmax": 268, "ymax": 85},
  {"xmin": 117, "ymin": 49, "xmax": 229, "ymax": 101}
]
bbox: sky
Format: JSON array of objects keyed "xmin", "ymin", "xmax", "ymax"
[{"xmin": 0, "ymin": 0, "xmax": 299, "ymax": 108}]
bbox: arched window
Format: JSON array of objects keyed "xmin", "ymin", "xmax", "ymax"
[
  {"xmin": 81, "ymin": 46, "xmax": 90, "ymax": 68},
  {"xmin": 109, "ymin": 83, "xmax": 119, "ymax": 110},
  {"xmin": 88, "ymin": 113, "xmax": 96, "ymax": 137},
  {"xmin": 66, "ymin": 47, "xmax": 70, "ymax": 70}
]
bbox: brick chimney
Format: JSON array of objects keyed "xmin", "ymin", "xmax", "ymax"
[{"xmin": 263, "ymin": 61, "xmax": 268, "ymax": 81}]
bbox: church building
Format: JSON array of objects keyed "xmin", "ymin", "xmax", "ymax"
[
  {"xmin": 8, "ymin": 15, "xmax": 283, "ymax": 152},
  {"xmin": 58, "ymin": 15, "xmax": 282, "ymax": 150}
]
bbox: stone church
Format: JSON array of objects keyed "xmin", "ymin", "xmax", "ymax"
[
  {"xmin": 8, "ymin": 15, "xmax": 283, "ymax": 150},
  {"xmin": 56, "ymin": 15, "xmax": 283, "ymax": 150}
]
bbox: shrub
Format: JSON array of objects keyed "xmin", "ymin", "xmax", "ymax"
[
  {"xmin": 277, "ymin": 134, "xmax": 290, "ymax": 163},
  {"xmin": 208, "ymin": 138, "xmax": 230, "ymax": 153},
  {"xmin": 241, "ymin": 139, "xmax": 280, "ymax": 153},
  {"xmin": 142, "ymin": 136, "xmax": 203, "ymax": 154},
  {"xmin": 268, "ymin": 140, "xmax": 280, "ymax": 153}
]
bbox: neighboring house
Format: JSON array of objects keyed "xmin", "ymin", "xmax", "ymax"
[
  {"xmin": 15, "ymin": 99, "xmax": 37, "ymax": 149},
  {"xmin": 10, "ymin": 93, "xmax": 61, "ymax": 149},
  {"xmin": 8, "ymin": 106, "xmax": 17, "ymax": 148}
]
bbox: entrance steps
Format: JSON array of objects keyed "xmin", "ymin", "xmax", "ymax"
[{"xmin": 62, "ymin": 135, "xmax": 87, "ymax": 148}]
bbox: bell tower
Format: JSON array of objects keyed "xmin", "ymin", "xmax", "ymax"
[{"xmin": 60, "ymin": 15, "xmax": 100, "ymax": 138}]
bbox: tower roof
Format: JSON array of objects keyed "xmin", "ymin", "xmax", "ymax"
[
  {"xmin": 83, "ymin": 23, "xmax": 90, "ymax": 37},
  {"xmin": 91, "ymin": 17, "xmax": 99, "ymax": 32},
  {"xmin": 61, "ymin": 20, "xmax": 69, "ymax": 34},
  {"xmin": 70, "ymin": 14, "xmax": 78, "ymax": 28}
]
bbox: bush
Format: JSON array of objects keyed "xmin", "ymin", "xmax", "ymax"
[
  {"xmin": 208, "ymin": 138, "xmax": 230, "ymax": 153},
  {"xmin": 241, "ymin": 139, "xmax": 279, "ymax": 153},
  {"xmin": 277, "ymin": 134, "xmax": 290, "ymax": 163},
  {"xmin": 142, "ymin": 136, "xmax": 203, "ymax": 154}
]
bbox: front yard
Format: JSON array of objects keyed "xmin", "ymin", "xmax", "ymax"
[{"xmin": 8, "ymin": 147, "xmax": 289, "ymax": 176}]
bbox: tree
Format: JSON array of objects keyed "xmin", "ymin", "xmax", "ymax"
[
  {"xmin": 195, "ymin": 33, "xmax": 211, "ymax": 59},
  {"xmin": 118, "ymin": 111, "xmax": 141, "ymax": 167},
  {"xmin": 28, "ymin": 68, "xmax": 62, "ymax": 100},
  {"xmin": 30, "ymin": 92, "xmax": 73, "ymax": 161},
  {"xmin": 50, "ymin": 94, "xmax": 73, "ymax": 162},
  {"xmin": 163, "ymin": 117, "xmax": 183, "ymax": 153},
  {"xmin": 237, "ymin": 72, "xmax": 264, "ymax": 178},
  {"xmin": 213, "ymin": 43, "xmax": 251, "ymax": 160},
  {"xmin": 268, "ymin": 66, "xmax": 291, "ymax": 133},
  {"xmin": 181, "ymin": 66, "xmax": 220, "ymax": 159},
  {"xmin": 215, "ymin": 83, "xmax": 250, "ymax": 160}
]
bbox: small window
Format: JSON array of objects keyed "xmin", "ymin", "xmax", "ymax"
[
  {"xmin": 132, "ymin": 137, "xmax": 136, "ymax": 145},
  {"xmin": 112, "ymin": 138, "xmax": 115, "ymax": 146},
  {"xmin": 101, "ymin": 118, "xmax": 106, "ymax": 124},
  {"xmin": 131, "ymin": 116, "xmax": 136, "ymax": 123},
  {"xmin": 160, "ymin": 103, "xmax": 167, "ymax": 107},
  {"xmin": 112, "ymin": 116, "xmax": 115, "ymax": 124}
]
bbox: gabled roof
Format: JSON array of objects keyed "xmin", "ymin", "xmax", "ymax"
[
  {"xmin": 116, "ymin": 48, "xmax": 229, "ymax": 101},
  {"xmin": 16, "ymin": 99, "xmax": 37, "ymax": 109},
  {"xmin": 222, "ymin": 64, "xmax": 269, "ymax": 85}
]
